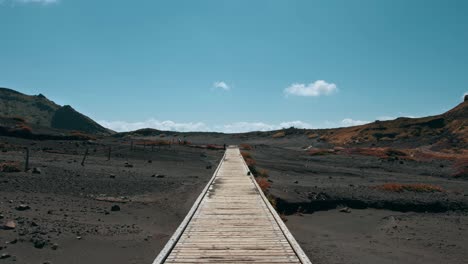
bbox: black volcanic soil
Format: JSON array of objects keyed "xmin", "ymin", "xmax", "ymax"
[
  {"xmin": 249, "ymin": 145, "xmax": 468, "ymax": 264},
  {"xmin": 0, "ymin": 137, "xmax": 223, "ymax": 264},
  {"xmin": 1, "ymin": 136, "xmax": 467, "ymax": 264}
]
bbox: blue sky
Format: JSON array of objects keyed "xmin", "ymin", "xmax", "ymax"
[{"xmin": 1, "ymin": 0, "xmax": 467, "ymax": 132}]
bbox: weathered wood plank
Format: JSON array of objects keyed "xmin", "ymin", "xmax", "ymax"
[{"xmin": 153, "ymin": 147, "xmax": 311, "ymax": 264}]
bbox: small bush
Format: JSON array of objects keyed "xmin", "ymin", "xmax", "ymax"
[
  {"xmin": 9, "ymin": 124, "xmax": 33, "ymax": 135},
  {"xmin": 256, "ymin": 177, "xmax": 271, "ymax": 191},
  {"xmin": 373, "ymin": 183, "xmax": 443, "ymax": 193},
  {"xmin": 245, "ymin": 158, "xmax": 256, "ymax": 167},
  {"xmin": 69, "ymin": 131, "xmax": 97, "ymax": 140},
  {"xmin": 307, "ymin": 133, "xmax": 319, "ymax": 139},
  {"xmin": 0, "ymin": 161, "xmax": 21, "ymax": 172},
  {"xmin": 240, "ymin": 143, "xmax": 253, "ymax": 150},
  {"xmin": 206, "ymin": 144, "xmax": 224, "ymax": 150},
  {"xmin": 12, "ymin": 116, "xmax": 26, "ymax": 122},
  {"xmin": 272, "ymin": 131, "xmax": 286, "ymax": 138},
  {"xmin": 138, "ymin": 140, "xmax": 172, "ymax": 146},
  {"xmin": 385, "ymin": 149, "xmax": 407, "ymax": 157},
  {"xmin": 453, "ymin": 158, "xmax": 468, "ymax": 178},
  {"xmin": 308, "ymin": 148, "xmax": 335, "ymax": 156},
  {"xmin": 341, "ymin": 147, "xmax": 410, "ymax": 160},
  {"xmin": 240, "ymin": 151, "xmax": 252, "ymax": 159},
  {"xmin": 258, "ymin": 169, "xmax": 269, "ymax": 177}
]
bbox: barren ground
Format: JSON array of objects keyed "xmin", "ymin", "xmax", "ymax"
[{"xmin": 1, "ymin": 137, "xmax": 467, "ymax": 264}]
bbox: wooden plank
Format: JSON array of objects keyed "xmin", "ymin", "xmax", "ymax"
[{"xmin": 152, "ymin": 147, "xmax": 312, "ymax": 264}]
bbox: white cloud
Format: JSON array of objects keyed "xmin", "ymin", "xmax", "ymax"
[
  {"xmin": 284, "ymin": 80, "xmax": 337, "ymax": 97},
  {"xmin": 340, "ymin": 118, "xmax": 370, "ymax": 127},
  {"xmin": 9, "ymin": 0, "xmax": 59, "ymax": 4},
  {"xmin": 99, "ymin": 119, "xmax": 314, "ymax": 133},
  {"xmin": 217, "ymin": 120, "xmax": 313, "ymax": 133},
  {"xmin": 376, "ymin": 116, "xmax": 396, "ymax": 121},
  {"xmin": 98, "ymin": 119, "xmax": 210, "ymax": 133},
  {"xmin": 213, "ymin": 81, "xmax": 230, "ymax": 91}
]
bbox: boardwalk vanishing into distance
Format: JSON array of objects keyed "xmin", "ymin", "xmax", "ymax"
[{"xmin": 153, "ymin": 146, "xmax": 311, "ymax": 264}]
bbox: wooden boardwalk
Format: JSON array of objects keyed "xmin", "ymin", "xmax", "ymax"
[{"xmin": 153, "ymin": 147, "xmax": 311, "ymax": 264}]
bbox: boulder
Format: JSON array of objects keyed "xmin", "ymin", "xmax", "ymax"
[
  {"xmin": 2, "ymin": 220, "xmax": 16, "ymax": 230},
  {"xmin": 339, "ymin": 207, "xmax": 351, "ymax": 213},
  {"xmin": 15, "ymin": 204, "xmax": 31, "ymax": 211}
]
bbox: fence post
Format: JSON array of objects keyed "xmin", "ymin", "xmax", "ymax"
[
  {"xmin": 24, "ymin": 147, "xmax": 29, "ymax": 171},
  {"xmin": 107, "ymin": 146, "xmax": 111, "ymax": 161},
  {"xmin": 81, "ymin": 148, "xmax": 89, "ymax": 166}
]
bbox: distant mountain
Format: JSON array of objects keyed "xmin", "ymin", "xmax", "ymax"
[{"xmin": 0, "ymin": 87, "xmax": 111, "ymax": 135}]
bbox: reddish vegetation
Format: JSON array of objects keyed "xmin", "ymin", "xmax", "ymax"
[
  {"xmin": 69, "ymin": 131, "xmax": 97, "ymax": 140},
  {"xmin": 258, "ymin": 169, "xmax": 269, "ymax": 177},
  {"xmin": 272, "ymin": 131, "xmax": 286, "ymax": 138},
  {"xmin": 404, "ymin": 148, "xmax": 468, "ymax": 162},
  {"xmin": 240, "ymin": 151, "xmax": 256, "ymax": 169},
  {"xmin": 0, "ymin": 161, "xmax": 21, "ymax": 172},
  {"xmin": 245, "ymin": 158, "xmax": 256, "ymax": 167},
  {"xmin": 188, "ymin": 144, "xmax": 223, "ymax": 150},
  {"xmin": 453, "ymin": 158, "xmax": 468, "ymax": 178},
  {"xmin": 240, "ymin": 151, "xmax": 252, "ymax": 159},
  {"xmin": 373, "ymin": 183, "xmax": 444, "ymax": 193},
  {"xmin": 256, "ymin": 177, "xmax": 271, "ymax": 191},
  {"xmin": 340, "ymin": 147, "xmax": 409, "ymax": 160},
  {"xmin": 239, "ymin": 143, "xmax": 253, "ymax": 150},
  {"xmin": 206, "ymin": 144, "xmax": 224, "ymax": 150},
  {"xmin": 307, "ymin": 148, "xmax": 336, "ymax": 156},
  {"xmin": 135, "ymin": 140, "xmax": 172, "ymax": 146},
  {"xmin": 9, "ymin": 124, "xmax": 33, "ymax": 134}
]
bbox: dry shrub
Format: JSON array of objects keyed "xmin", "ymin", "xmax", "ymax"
[
  {"xmin": 245, "ymin": 158, "xmax": 256, "ymax": 167},
  {"xmin": 453, "ymin": 158, "xmax": 468, "ymax": 178},
  {"xmin": 0, "ymin": 161, "xmax": 21, "ymax": 172},
  {"xmin": 9, "ymin": 124, "xmax": 32, "ymax": 135},
  {"xmin": 70, "ymin": 131, "xmax": 97, "ymax": 140},
  {"xmin": 240, "ymin": 143, "xmax": 253, "ymax": 150},
  {"xmin": 258, "ymin": 169, "xmax": 269, "ymax": 177},
  {"xmin": 307, "ymin": 133, "xmax": 319, "ymax": 139},
  {"xmin": 240, "ymin": 151, "xmax": 252, "ymax": 159},
  {"xmin": 373, "ymin": 183, "xmax": 444, "ymax": 193},
  {"xmin": 12, "ymin": 116, "xmax": 26, "ymax": 122},
  {"xmin": 206, "ymin": 144, "xmax": 224, "ymax": 150},
  {"xmin": 341, "ymin": 147, "xmax": 409, "ymax": 160},
  {"xmin": 308, "ymin": 148, "xmax": 335, "ymax": 156},
  {"xmin": 256, "ymin": 177, "xmax": 271, "ymax": 191},
  {"xmin": 272, "ymin": 131, "xmax": 286, "ymax": 138},
  {"xmin": 137, "ymin": 140, "xmax": 171, "ymax": 146},
  {"xmin": 407, "ymin": 149, "xmax": 467, "ymax": 162}
]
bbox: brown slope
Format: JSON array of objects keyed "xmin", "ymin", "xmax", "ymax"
[
  {"xmin": 0, "ymin": 87, "xmax": 111, "ymax": 135},
  {"xmin": 319, "ymin": 100, "xmax": 468, "ymax": 149}
]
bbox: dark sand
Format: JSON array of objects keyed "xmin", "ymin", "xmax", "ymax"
[
  {"xmin": 250, "ymin": 145, "xmax": 468, "ymax": 264},
  {"xmin": 1, "ymin": 136, "xmax": 467, "ymax": 264},
  {"xmin": 0, "ymin": 137, "xmax": 222, "ymax": 264}
]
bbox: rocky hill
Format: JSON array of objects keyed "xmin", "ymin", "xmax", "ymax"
[
  {"xmin": 0, "ymin": 88, "xmax": 111, "ymax": 135},
  {"xmin": 316, "ymin": 98, "xmax": 468, "ymax": 149}
]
